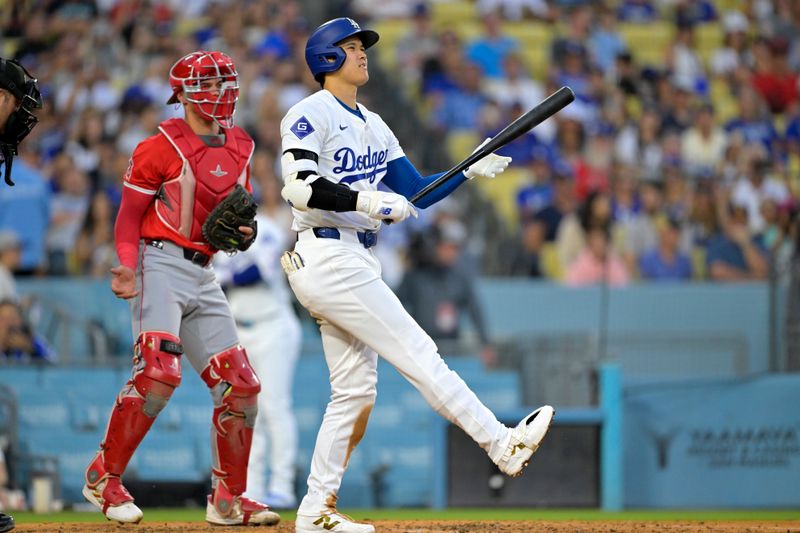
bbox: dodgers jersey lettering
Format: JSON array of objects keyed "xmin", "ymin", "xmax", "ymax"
[{"xmin": 280, "ymin": 90, "xmax": 405, "ymax": 232}]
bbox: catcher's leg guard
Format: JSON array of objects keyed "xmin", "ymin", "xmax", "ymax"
[
  {"xmin": 85, "ymin": 331, "xmax": 183, "ymax": 514},
  {"xmin": 201, "ymin": 344, "xmax": 261, "ymax": 516}
]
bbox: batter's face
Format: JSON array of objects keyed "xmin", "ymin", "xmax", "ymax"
[{"xmin": 336, "ymin": 37, "xmax": 369, "ymax": 86}]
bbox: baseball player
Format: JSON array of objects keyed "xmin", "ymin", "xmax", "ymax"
[
  {"xmin": 82, "ymin": 50, "xmax": 280, "ymax": 527},
  {"xmin": 280, "ymin": 18, "xmax": 555, "ymax": 533},
  {"xmin": 0, "ymin": 57, "xmax": 42, "ymax": 188},
  {"xmin": 214, "ymin": 176, "xmax": 302, "ymax": 510},
  {"xmin": 0, "ymin": 56, "xmax": 41, "ymax": 533}
]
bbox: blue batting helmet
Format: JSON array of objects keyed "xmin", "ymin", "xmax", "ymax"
[{"xmin": 305, "ymin": 17, "xmax": 379, "ymax": 83}]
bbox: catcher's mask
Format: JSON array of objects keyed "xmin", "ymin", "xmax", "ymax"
[
  {"xmin": 167, "ymin": 50, "xmax": 239, "ymax": 129},
  {"xmin": 0, "ymin": 58, "xmax": 42, "ymax": 186}
]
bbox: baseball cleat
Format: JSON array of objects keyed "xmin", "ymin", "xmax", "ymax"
[
  {"xmin": 495, "ymin": 405, "xmax": 555, "ymax": 477},
  {"xmin": 82, "ymin": 479, "xmax": 143, "ymax": 524},
  {"xmin": 295, "ymin": 511, "xmax": 375, "ymax": 533},
  {"xmin": 205, "ymin": 494, "xmax": 281, "ymax": 526}
]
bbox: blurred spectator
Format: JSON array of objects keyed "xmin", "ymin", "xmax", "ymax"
[
  {"xmin": 45, "ymin": 159, "xmax": 91, "ymax": 275},
  {"xmin": 618, "ymin": 180, "xmax": 665, "ymax": 272},
  {"xmin": 615, "ymin": 104, "xmax": 663, "ymax": 181},
  {"xmin": 610, "ymin": 164, "xmax": 641, "ymax": 224},
  {"xmin": 477, "ymin": 0, "xmax": 551, "ymax": 21},
  {"xmin": 0, "ymin": 150, "xmax": 50, "ymax": 275},
  {"xmin": 751, "ymin": 36, "xmax": 798, "ymax": 115},
  {"xmin": 508, "ymin": 216, "xmax": 545, "ymax": 277},
  {"xmin": 674, "ymin": 0, "xmax": 717, "ymax": 26},
  {"xmin": 573, "ymin": 121, "xmax": 614, "ymax": 200},
  {"xmin": 395, "ymin": 2, "xmax": 440, "ymax": 89},
  {"xmin": 564, "ymin": 225, "xmax": 630, "ymax": 287},
  {"xmin": 617, "ymin": 0, "xmax": 658, "ymax": 23},
  {"xmin": 638, "ymin": 217, "xmax": 693, "ymax": 281},
  {"xmin": 731, "ymin": 146, "xmax": 791, "ymax": 234},
  {"xmin": 397, "ymin": 219, "xmax": 497, "ymax": 367},
  {"xmin": 0, "ymin": 300, "xmax": 56, "ymax": 363},
  {"xmin": 710, "ymin": 11, "xmax": 750, "ymax": 82},
  {"xmin": 0, "ymin": 233, "xmax": 21, "ymax": 302},
  {"xmin": 707, "ymin": 203, "xmax": 769, "ymax": 282},
  {"xmin": 430, "ymin": 62, "xmax": 488, "ymax": 133},
  {"xmin": 551, "ymin": 4, "xmax": 592, "ymax": 71},
  {"xmin": 590, "ymin": 4, "xmax": 628, "ymax": 75},
  {"xmin": 724, "ymin": 87, "xmax": 779, "ymax": 154},
  {"xmin": 531, "ymin": 173, "xmax": 576, "ymax": 243},
  {"xmin": 681, "ymin": 101, "xmax": 727, "ymax": 177},
  {"xmin": 485, "ymin": 53, "xmax": 545, "ymax": 113},
  {"xmin": 557, "ymin": 190, "xmax": 614, "ymax": 272},
  {"xmin": 73, "ymin": 189, "xmax": 116, "ymax": 277},
  {"xmin": 464, "ymin": 10, "xmax": 519, "ymax": 79}
]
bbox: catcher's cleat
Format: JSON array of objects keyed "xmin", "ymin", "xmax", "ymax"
[
  {"xmin": 295, "ymin": 511, "xmax": 375, "ymax": 533},
  {"xmin": 206, "ymin": 484, "xmax": 280, "ymax": 526},
  {"xmin": 495, "ymin": 405, "xmax": 555, "ymax": 477},
  {"xmin": 82, "ymin": 477, "xmax": 143, "ymax": 524}
]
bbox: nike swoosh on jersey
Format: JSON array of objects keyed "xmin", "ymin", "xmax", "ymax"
[{"xmin": 339, "ymin": 125, "xmax": 348, "ymax": 130}]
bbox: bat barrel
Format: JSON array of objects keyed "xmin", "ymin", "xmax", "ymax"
[{"xmin": 409, "ymin": 87, "xmax": 574, "ymax": 204}]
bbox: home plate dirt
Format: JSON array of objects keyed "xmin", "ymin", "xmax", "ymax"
[{"xmin": 11, "ymin": 520, "xmax": 800, "ymax": 532}]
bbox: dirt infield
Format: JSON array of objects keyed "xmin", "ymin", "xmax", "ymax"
[{"xmin": 11, "ymin": 520, "xmax": 800, "ymax": 532}]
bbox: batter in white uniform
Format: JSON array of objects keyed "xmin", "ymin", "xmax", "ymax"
[
  {"xmin": 281, "ymin": 18, "xmax": 554, "ymax": 533},
  {"xmin": 215, "ymin": 207, "xmax": 302, "ymax": 510}
]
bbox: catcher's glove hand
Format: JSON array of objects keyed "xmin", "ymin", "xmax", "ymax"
[{"xmin": 202, "ymin": 184, "xmax": 258, "ymax": 252}]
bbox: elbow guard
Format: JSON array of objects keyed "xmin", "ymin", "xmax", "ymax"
[
  {"xmin": 281, "ymin": 150, "xmax": 318, "ymax": 211},
  {"xmin": 281, "ymin": 179, "xmax": 313, "ymax": 210}
]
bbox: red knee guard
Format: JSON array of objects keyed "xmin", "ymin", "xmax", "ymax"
[
  {"xmin": 88, "ymin": 332, "xmax": 183, "ymax": 481},
  {"xmin": 201, "ymin": 345, "xmax": 260, "ymax": 505}
]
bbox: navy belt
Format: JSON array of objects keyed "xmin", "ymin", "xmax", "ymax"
[
  {"xmin": 147, "ymin": 240, "xmax": 212, "ymax": 267},
  {"xmin": 312, "ymin": 227, "xmax": 378, "ymax": 249}
]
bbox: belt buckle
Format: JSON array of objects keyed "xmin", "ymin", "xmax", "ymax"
[{"xmin": 190, "ymin": 251, "xmax": 209, "ymax": 266}]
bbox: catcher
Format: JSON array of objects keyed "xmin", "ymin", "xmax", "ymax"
[{"xmin": 82, "ymin": 50, "xmax": 280, "ymax": 527}]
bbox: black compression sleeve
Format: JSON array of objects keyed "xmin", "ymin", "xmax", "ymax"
[{"xmin": 305, "ymin": 174, "xmax": 359, "ymax": 212}]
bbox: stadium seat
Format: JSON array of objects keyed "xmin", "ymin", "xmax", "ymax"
[{"xmin": 619, "ymin": 22, "xmax": 674, "ymax": 66}]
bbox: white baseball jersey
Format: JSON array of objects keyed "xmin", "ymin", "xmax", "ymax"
[{"xmin": 280, "ymin": 89, "xmax": 405, "ymax": 232}]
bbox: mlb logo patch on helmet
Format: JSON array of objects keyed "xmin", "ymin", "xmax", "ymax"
[{"xmin": 290, "ymin": 116, "xmax": 315, "ymax": 140}]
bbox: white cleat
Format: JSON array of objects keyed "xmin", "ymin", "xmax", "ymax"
[
  {"xmin": 296, "ymin": 512, "xmax": 375, "ymax": 533},
  {"xmin": 495, "ymin": 405, "xmax": 555, "ymax": 477},
  {"xmin": 205, "ymin": 494, "xmax": 281, "ymax": 526},
  {"xmin": 82, "ymin": 483, "xmax": 143, "ymax": 524}
]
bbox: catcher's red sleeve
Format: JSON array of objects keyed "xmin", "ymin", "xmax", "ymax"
[{"xmin": 114, "ymin": 186, "xmax": 153, "ymax": 269}]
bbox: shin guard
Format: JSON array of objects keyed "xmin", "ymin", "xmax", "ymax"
[
  {"xmin": 86, "ymin": 332, "xmax": 183, "ymax": 486},
  {"xmin": 201, "ymin": 345, "xmax": 260, "ymax": 514}
]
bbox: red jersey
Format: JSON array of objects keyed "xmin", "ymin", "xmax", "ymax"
[{"xmin": 116, "ymin": 120, "xmax": 254, "ymax": 267}]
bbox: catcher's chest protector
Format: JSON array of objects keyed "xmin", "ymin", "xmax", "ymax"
[{"xmin": 156, "ymin": 118, "xmax": 254, "ymax": 244}]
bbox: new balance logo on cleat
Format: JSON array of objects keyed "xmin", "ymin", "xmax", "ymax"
[{"xmin": 314, "ymin": 516, "xmax": 341, "ymax": 530}]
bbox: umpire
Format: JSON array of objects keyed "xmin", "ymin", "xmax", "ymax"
[
  {"xmin": 0, "ymin": 56, "xmax": 41, "ymax": 533},
  {"xmin": 0, "ymin": 57, "xmax": 42, "ymax": 187}
]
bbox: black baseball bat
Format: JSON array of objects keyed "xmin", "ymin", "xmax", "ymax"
[{"xmin": 410, "ymin": 86, "xmax": 575, "ymax": 204}]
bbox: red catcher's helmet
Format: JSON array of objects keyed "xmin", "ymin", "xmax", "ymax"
[{"xmin": 166, "ymin": 50, "xmax": 239, "ymax": 128}]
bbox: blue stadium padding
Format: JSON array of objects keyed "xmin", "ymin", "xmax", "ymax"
[
  {"xmin": 131, "ymin": 431, "xmax": 204, "ymax": 482},
  {"xmin": 599, "ymin": 363, "xmax": 623, "ymax": 511}
]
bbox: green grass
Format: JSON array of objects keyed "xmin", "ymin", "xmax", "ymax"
[{"xmin": 10, "ymin": 508, "xmax": 800, "ymax": 524}]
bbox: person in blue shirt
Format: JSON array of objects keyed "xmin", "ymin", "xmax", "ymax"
[
  {"xmin": 706, "ymin": 204, "xmax": 768, "ymax": 281},
  {"xmin": 638, "ymin": 217, "xmax": 693, "ymax": 281}
]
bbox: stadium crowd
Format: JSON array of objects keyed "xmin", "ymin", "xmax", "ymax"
[{"xmin": 0, "ymin": 0, "xmax": 797, "ymax": 298}]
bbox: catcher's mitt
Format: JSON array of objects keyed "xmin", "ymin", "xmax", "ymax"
[{"xmin": 202, "ymin": 184, "xmax": 258, "ymax": 252}]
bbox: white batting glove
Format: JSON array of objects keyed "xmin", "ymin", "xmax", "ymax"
[
  {"xmin": 356, "ymin": 190, "xmax": 418, "ymax": 223},
  {"xmin": 464, "ymin": 138, "xmax": 512, "ymax": 179}
]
